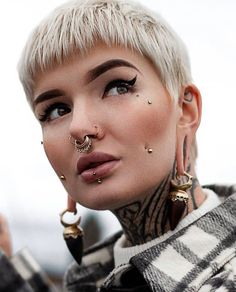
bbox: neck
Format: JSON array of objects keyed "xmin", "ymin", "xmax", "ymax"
[{"xmin": 113, "ymin": 167, "xmax": 205, "ymax": 246}]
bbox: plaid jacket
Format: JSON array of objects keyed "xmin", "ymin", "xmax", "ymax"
[
  {"xmin": 64, "ymin": 185, "xmax": 236, "ymax": 292},
  {"xmin": 1, "ymin": 185, "xmax": 236, "ymax": 292}
]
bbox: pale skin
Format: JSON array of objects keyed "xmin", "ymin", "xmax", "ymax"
[
  {"xmin": 33, "ymin": 43, "xmax": 205, "ymax": 246},
  {"xmin": 0, "ymin": 214, "xmax": 12, "ymax": 257}
]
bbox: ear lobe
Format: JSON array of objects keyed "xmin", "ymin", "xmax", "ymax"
[
  {"xmin": 176, "ymin": 84, "xmax": 202, "ymax": 174},
  {"xmin": 67, "ymin": 195, "xmax": 77, "ymax": 212}
]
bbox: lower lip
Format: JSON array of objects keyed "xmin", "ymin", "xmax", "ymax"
[{"xmin": 80, "ymin": 160, "xmax": 120, "ymax": 183}]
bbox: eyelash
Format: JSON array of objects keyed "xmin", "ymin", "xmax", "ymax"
[
  {"xmin": 38, "ymin": 102, "xmax": 70, "ymax": 122},
  {"xmin": 104, "ymin": 76, "xmax": 137, "ymax": 96},
  {"xmin": 38, "ymin": 75, "xmax": 137, "ymax": 122}
]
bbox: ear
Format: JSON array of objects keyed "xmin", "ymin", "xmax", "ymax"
[
  {"xmin": 176, "ymin": 84, "xmax": 202, "ymax": 175},
  {"xmin": 67, "ymin": 195, "xmax": 77, "ymax": 213}
]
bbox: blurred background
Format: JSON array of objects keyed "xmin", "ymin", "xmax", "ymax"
[{"xmin": 0, "ymin": 0, "xmax": 235, "ymax": 287}]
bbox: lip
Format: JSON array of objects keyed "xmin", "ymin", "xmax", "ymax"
[{"xmin": 77, "ymin": 152, "xmax": 120, "ymax": 183}]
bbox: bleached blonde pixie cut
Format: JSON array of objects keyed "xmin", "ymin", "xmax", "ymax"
[{"xmin": 18, "ymin": 0, "xmax": 192, "ymax": 105}]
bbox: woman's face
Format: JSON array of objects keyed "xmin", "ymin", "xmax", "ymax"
[{"xmin": 33, "ymin": 43, "xmax": 180, "ymax": 210}]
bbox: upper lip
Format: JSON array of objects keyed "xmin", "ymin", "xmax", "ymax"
[{"xmin": 77, "ymin": 152, "xmax": 119, "ymax": 175}]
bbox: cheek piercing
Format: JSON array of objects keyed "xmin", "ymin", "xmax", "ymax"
[
  {"xmin": 147, "ymin": 100, "xmax": 152, "ymax": 105},
  {"xmin": 97, "ymin": 178, "xmax": 102, "ymax": 184},
  {"xmin": 145, "ymin": 146, "xmax": 153, "ymax": 153},
  {"xmin": 60, "ymin": 175, "xmax": 66, "ymax": 180}
]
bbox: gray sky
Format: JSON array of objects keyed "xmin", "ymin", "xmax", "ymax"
[{"xmin": 0, "ymin": 0, "xmax": 235, "ymax": 272}]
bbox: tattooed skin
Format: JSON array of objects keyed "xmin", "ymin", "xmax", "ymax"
[{"xmin": 113, "ymin": 164, "xmax": 201, "ymax": 246}]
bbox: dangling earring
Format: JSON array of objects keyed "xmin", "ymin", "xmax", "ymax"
[
  {"xmin": 60, "ymin": 209, "xmax": 84, "ymax": 265},
  {"xmin": 168, "ymin": 171, "xmax": 193, "ymax": 230}
]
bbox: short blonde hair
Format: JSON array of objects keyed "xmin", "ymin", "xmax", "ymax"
[
  {"xmin": 18, "ymin": 0, "xmax": 197, "ymax": 161},
  {"xmin": 18, "ymin": 0, "xmax": 192, "ymax": 105}
]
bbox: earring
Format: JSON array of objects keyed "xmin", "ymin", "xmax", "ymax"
[
  {"xmin": 168, "ymin": 171, "xmax": 193, "ymax": 230},
  {"xmin": 60, "ymin": 209, "xmax": 83, "ymax": 265}
]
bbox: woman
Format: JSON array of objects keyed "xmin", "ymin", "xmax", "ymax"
[{"xmin": 1, "ymin": 0, "xmax": 236, "ymax": 291}]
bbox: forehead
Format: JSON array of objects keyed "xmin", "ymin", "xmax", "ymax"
[{"xmin": 33, "ymin": 43, "xmax": 160, "ymax": 93}]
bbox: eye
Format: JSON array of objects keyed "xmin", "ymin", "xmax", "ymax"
[
  {"xmin": 104, "ymin": 76, "xmax": 137, "ymax": 97},
  {"xmin": 39, "ymin": 103, "xmax": 71, "ymax": 122}
]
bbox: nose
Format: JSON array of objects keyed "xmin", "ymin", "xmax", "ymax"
[{"xmin": 69, "ymin": 102, "xmax": 102, "ymax": 142}]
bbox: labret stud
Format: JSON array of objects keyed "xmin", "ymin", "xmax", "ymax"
[
  {"xmin": 97, "ymin": 178, "xmax": 102, "ymax": 184},
  {"xmin": 93, "ymin": 172, "xmax": 96, "ymax": 176}
]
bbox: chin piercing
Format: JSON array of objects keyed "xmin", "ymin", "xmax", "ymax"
[
  {"xmin": 69, "ymin": 135, "xmax": 92, "ymax": 153},
  {"xmin": 60, "ymin": 175, "xmax": 66, "ymax": 180},
  {"xmin": 147, "ymin": 100, "xmax": 152, "ymax": 104},
  {"xmin": 97, "ymin": 178, "xmax": 102, "ymax": 184}
]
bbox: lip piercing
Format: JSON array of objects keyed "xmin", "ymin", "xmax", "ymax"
[
  {"xmin": 97, "ymin": 178, "xmax": 102, "ymax": 184},
  {"xmin": 93, "ymin": 172, "xmax": 96, "ymax": 176},
  {"xmin": 69, "ymin": 135, "xmax": 92, "ymax": 153}
]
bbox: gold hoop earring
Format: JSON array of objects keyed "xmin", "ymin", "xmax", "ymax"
[
  {"xmin": 168, "ymin": 171, "xmax": 193, "ymax": 230},
  {"xmin": 69, "ymin": 135, "xmax": 92, "ymax": 153},
  {"xmin": 60, "ymin": 209, "xmax": 83, "ymax": 264}
]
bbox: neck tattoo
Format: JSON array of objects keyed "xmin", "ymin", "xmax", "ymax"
[{"xmin": 113, "ymin": 166, "xmax": 201, "ymax": 246}]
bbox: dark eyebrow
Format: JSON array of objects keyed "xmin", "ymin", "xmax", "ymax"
[
  {"xmin": 33, "ymin": 89, "xmax": 65, "ymax": 108},
  {"xmin": 87, "ymin": 59, "xmax": 141, "ymax": 83}
]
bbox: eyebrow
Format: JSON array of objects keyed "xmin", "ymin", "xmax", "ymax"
[
  {"xmin": 86, "ymin": 59, "xmax": 141, "ymax": 83},
  {"xmin": 33, "ymin": 89, "xmax": 65, "ymax": 108},
  {"xmin": 33, "ymin": 59, "xmax": 140, "ymax": 107}
]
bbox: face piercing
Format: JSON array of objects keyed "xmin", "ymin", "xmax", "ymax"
[
  {"xmin": 147, "ymin": 148, "xmax": 153, "ymax": 153},
  {"xmin": 60, "ymin": 175, "xmax": 66, "ymax": 180},
  {"xmin": 93, "ymin": 172, "xmax": 96, "ymax": 176},
  {"xmin": 147, "ymin": 100, "xmax": 152, "ymax": 104},
  {"xmin": 97, "ymin": 178, "xmax": 102, "ymax": 184},
  {"xmin": 69, "ymin": 135, "xmax": 92, "ymax": 153},
  {"xmin": 41, "ymin": 141, "xmax": 44, "ymax": 145}
]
